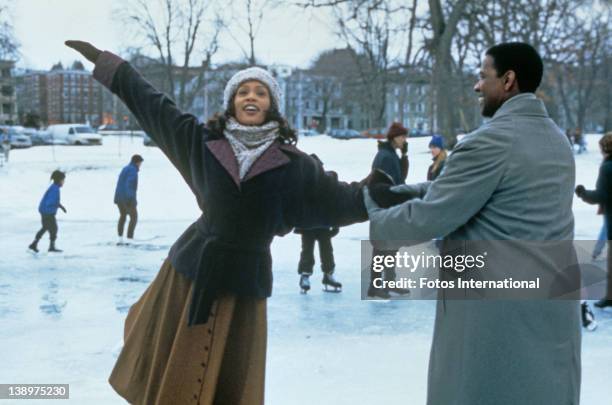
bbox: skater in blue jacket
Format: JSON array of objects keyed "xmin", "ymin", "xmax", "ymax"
[
  {"xmin": 114, "ymin": 154, "xmax": 143, "ymax": 244},
  {"xmin": 29, "ymin": 170, "xmax": 66, "ymax": 253}
]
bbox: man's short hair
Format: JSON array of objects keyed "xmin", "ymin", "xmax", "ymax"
[
  {"xmin": 131, "ymin": 154, "xmax": 144, "ymax": 164},
  {"xmin": 485, "ymin": 42, "xmax": 543, "ymax": 93}
]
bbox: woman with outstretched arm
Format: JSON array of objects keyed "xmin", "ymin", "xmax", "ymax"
[{"xmin": 65, "ymin": 40, "xmax": 368, "ymax": 405}]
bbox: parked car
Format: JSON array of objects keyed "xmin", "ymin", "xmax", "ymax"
[
  {"xmin": 298, "ymin": 129, "xmax": 321, "ymax": 137},
  {"xmin": 26, "ymin": 128, "xmax": 54, "ymax": 146},
  {"xmin": 0, "ymin": 126, "xmax": 32, "ymax": 149},
  {"xmin": 143, "ymin": 133, "xmax": 157, "ymax": 147},
  {"xmin": 410, "ymin": 128, "xmax": 430, "ymax": 137},
  {"xmin": 361, "ymin": 128, "xmax": 386, "ymax": 139},
  {"xmin": 46, "ymin": 124, "xmax": 103, "ymax": 145},
  {"xmin": 328, "ymin": 129, "xmax": 363, "ymax": 140}
]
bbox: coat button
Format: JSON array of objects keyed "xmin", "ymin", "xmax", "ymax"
[
  {"xmin": 197, "ymin": 378, "xmax": 202, "ymax": 383},
  {"xmin": 208, "ymin": 329, "xmax": 212, "ymax": 335},
  {"xmin": 193, "ymin": 394, "xmax": 197, "ymax": 399},
  {"xmin": 204, "ymin": 346, "xmax": 209, "ymax": 351},
  {"xmin": 201, "ymin": 362, "xmax": 206, "ymax": 367}
]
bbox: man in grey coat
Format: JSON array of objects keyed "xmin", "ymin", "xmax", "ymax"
[{"xmin": 365, "ymin": 43, "xmax": 580, "ymax": 404}]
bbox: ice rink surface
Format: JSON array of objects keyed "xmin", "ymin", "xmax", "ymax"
[{"xmin": 0, "ymin": 134, "xmax": 610, "ymax": 404}]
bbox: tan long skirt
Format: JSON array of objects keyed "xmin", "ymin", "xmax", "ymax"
[{"xmin": 109, "ymin": 260, "xmax": 267, "ymax": 405}]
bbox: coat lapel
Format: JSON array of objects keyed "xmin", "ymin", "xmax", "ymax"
[
  {"xmin": 205, "ymin": 139, "xmax": 241, "ymax": 188},
  {"xmin": 206, "ymin": 139, "xmax": 295, "ymax": 187},
  {"xmin": 243, "ymin": 142, "xmax": 292, "ymax": 182}
]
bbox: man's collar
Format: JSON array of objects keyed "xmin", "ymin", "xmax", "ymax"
[{"xmin": 492, "ymin": 92, "xmax": 547, "ymax": 119}]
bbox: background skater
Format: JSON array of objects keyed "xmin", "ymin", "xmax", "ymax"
[
  {"xmin": 295, "ymin": 154, "xmax": 342, "ymax": 293},
  {"xmin": 368, "ymin": 122, "xmax": 410, "ymax": 298},
  {"xmin": 114, "ymin": 154, "xmax": 143, "ymax": 244},
  {"xmin": 29, "ymin": 170, "xmax": 67, "ymax": 253}
]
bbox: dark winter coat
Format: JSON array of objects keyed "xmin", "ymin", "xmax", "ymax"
[
  {"xmin": 426, "ymin": 158, "xmax": 445, "ymax": 181},
  {"xmin": 114, "ymin": 163, "xmax": 139, "ymax": 205},
  {"xmin": 93, "ymin": 52, "xmax": 368, "ymax": 326},
  {"xmin": 38, "ymin": 183, "xmax": 61, "ymax": 215},
  {"xmin": 293, "ymin": 226, "xmax": 339, "ymax": 236},
  {"xmin": 580, "ymin": 157, "xmax": 612, "ymax": 239},
  {"xmin": 371, "ymin": 141, "xmax": 407, "ymax": 185}
]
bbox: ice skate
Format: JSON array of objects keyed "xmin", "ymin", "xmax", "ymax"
[
  {"xmin": 581, "ymin": 302, "xmax": 597, "ymax": 331},
  {"xmin": 48, "ymin": 241, "xmax": 63, "ymax": 253},
  {"xmin": 594, "ymin": 298, "xmax": 612, "ymax": 309},
  {"xmin": 117, "ymin": 236, "xmax": 125, "ymax": 246},
  {"xmin": 322, "ymin": 273, "xmax": 342, "ymax": 293},
  {"xmin": 367, "ymin": 285, "xmax": 390, "ymax": 299},
  {"xmin": 28, "ymin": 241, "xmax": 39, "ymax": 253},
  {"xmin": 299, "ymin": 274, "xmax": 311, "ymax": 294},
  {"xmin": 388, "ymin": 286, "xmax": 410, "ymax": 296}
]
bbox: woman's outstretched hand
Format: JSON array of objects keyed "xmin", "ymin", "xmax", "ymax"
[{"xmin": 65, "ymin": 40, "xmax": 102, "ymax": 64}]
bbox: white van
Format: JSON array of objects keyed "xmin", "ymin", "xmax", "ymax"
[{"xmin": 47, "ymin": 124, "xmax": 103, "ymax": 145}]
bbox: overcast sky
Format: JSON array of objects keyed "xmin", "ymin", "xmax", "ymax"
[{"xmin": 13, "ymin": 0, "xmax": 341, "ymax": 70}]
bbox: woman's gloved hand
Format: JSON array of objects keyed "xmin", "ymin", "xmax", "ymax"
[
  {"xmin": 575, "ymin": 185, "xmax": 586, "ymax": 198},
  {"xmin": 369, "ymin": 183, "xmax": 412, "ymax": 208},
  {"xmin": 65, "ymin": 40, "xmax": 102, "ymax": 64}
]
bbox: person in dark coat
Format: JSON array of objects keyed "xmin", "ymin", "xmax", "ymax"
[
  {"xmin": 371, "ymin": 122, "xmax": 408, "ymax": 185},
  {"xmin": 426, "ymin": 134, "xmax": 447, "ymax": 181},
  {"xmin": 576, "ymin": 131, "xmax": 612, "ymax": 309},
  {"xmin": 295, "ymin": 226, "xmax": 340, "ymax": 292},
  {"xmin": 29, "ymin": 170, "xmax": 67, "ymax": 253},
  {"xmin": 295, "ymin": 154, "xmax": 342, "ymax": 293},
  {"xmin": 574, "ymin": 127, "xmax": 586, "ymax": 154},
  {"xmin": 368, "ymin": 122, "xmax": 410, "ymax": 298},
  {"xmin": 114, "ymin": 154, "xmax": 143, "ymax": 243},
  {"xmin": 66, "ymin": 40, "xmax": 368, "ymax": 405}
]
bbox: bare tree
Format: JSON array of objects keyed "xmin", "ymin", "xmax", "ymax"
[
  {"xmin": 425, "ymin": 0, "xmax": 468, "ymax": 147},
  {"xmin": 330, "ymin": 1, "xmax": 400, "ymax": 129},
  {"xmin": 0, "ymin": 1, "xmax": 19, "ymax": 60},
  {"xmin": 224, "ymin": 0, "xmax": 279, "ymax": 65},
  {"xmin": 120, "ymin": 0, "xmax": 223, "ymax": 110},
  {"xmin": 554, "ymin": 18, "xmax": 608, "ymax": 131}
]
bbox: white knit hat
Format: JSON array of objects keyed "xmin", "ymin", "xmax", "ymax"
[{"xmin": 223, "ymin": 67, "xmax": 282, "ymax": 110}]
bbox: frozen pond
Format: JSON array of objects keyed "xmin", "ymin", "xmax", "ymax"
[{"xmin": 0, "ymin": 134, "xmax": 610, "ymax": 404}]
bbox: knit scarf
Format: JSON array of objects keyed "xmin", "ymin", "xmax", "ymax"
[{"xmin": 224, "ymin": 117, "xmax": 280, "ymax": 180}]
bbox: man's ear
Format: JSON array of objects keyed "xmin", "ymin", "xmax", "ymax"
[{"xmin": 504, "ymin": 70, "xmax": 518, "ymax": 91}]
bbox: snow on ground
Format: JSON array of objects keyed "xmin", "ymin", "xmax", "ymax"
[{"xmin": 0, "ymin": 134, "xmax": 610, "ymax": 404}]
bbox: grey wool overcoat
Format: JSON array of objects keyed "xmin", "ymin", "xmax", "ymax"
[{"xmin": 367, "ymin": 93, "xmax": 581, "ymax": 405}]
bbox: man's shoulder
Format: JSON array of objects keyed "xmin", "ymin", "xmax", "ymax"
[{"xmin": 456, "ymin": 124, "xmax": 514, "ymax": 152}]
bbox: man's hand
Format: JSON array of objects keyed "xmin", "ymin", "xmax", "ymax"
[
  {"xmin": 65, "ymin": 40, "xmax": 102, "ymax": 64},
  {"xmin": 60, "ymin": 205, "xmax": 67, "ymax": 214},
  {"xmin": 369, "ymin": 183, "xmax": 412, "ymax": 208},
  {"xmin": 575, "ymin": 185, "xmax": 586, "ymax": 198}
]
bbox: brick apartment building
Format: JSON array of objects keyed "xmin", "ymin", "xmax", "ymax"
[
  {"xmin": 0, "ymin": 60, "xmax": 17, "ymax": 124},
  {"xmin": 16, "ymin": 61, "xmax": 103, "ymax": 126},
  {"xmin": 46, "ymin": 61, "xmax": 103, "ymax": 125}
]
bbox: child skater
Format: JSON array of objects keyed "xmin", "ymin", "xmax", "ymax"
[{"xmin": 29, "ymin": 170, "xmax": 67, "ymax": 253}]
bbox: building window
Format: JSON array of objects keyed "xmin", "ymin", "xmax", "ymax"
[
  {"xmin": 1, "ymin": 86, "xmax": 13, "ymax": 97},
  {"xmin": 2, "ymin": 103, "xmax": 12, "ymax": 114},
  {"xmin": 1, "ymin": 69, "xmax": 10, "ymax": 78}
]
